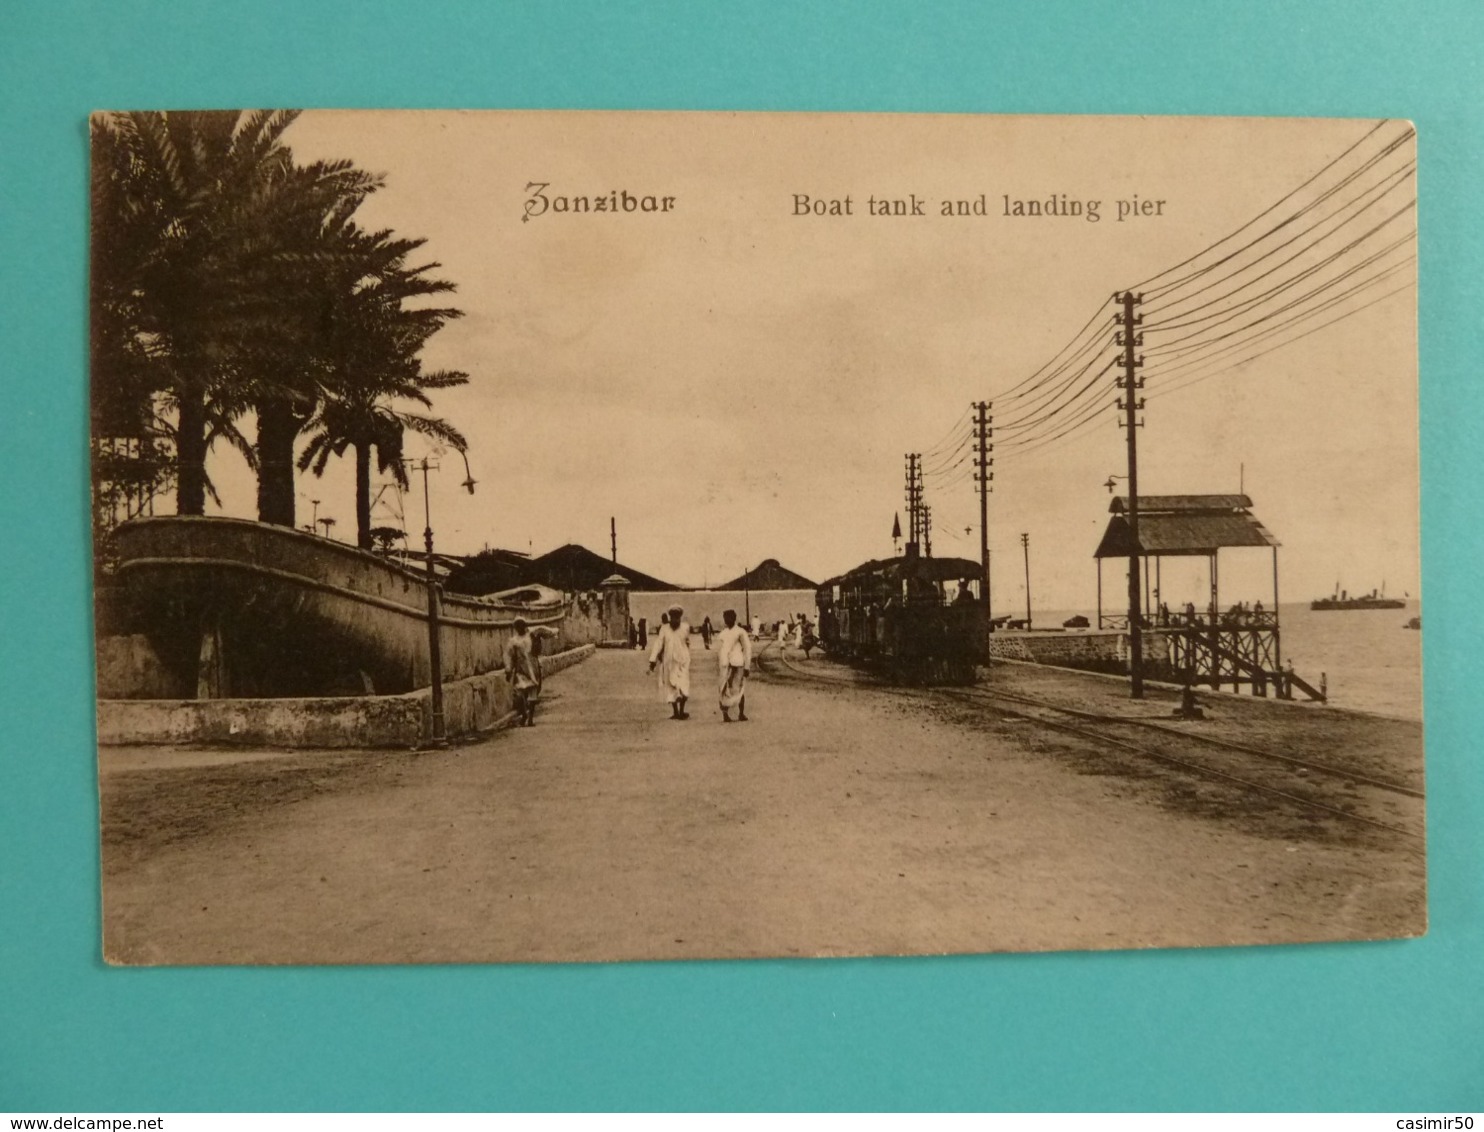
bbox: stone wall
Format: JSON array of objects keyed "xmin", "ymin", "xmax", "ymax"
[
  {"xmin": 988, "ymin": 629, "xmax": 1175, "ymax": 675},
  {"xmin": 97, "ymin": 645, "xmax": 595, "ymax": 748},
  {"xmin": 95, "ymin": 569, "xmax": 620, "ymax": 699}
]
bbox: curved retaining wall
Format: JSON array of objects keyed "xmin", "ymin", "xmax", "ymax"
[
  {"xmin": 99, "ymin": 516, "xmax": 617, "ymax": 698},
  {"xmin": 97, "ymin": 645, "xmax": 595, "ymax": 749}
]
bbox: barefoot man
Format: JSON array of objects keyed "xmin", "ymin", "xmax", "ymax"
[
  {"xmin": 715, "ymin": 608, "xmax": 751, "ymax": 722},
  {"xmin": 504, "ymin": 618, "xmax": 548, "ymax": 727},
  {"xmin": 648, "ymin": 604, "xmax": 693, "ymax": 720}
]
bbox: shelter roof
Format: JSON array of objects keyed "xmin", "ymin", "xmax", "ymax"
[
  {"xmin": 1109, "ymin": 493, "xmax": 1253, "ymax": 514},
  {"xmin": 1094, "ymin": 512, "xmax": 1279, "ymax": 558}
]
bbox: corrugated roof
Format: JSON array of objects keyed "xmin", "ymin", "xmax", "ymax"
[
  {"xmin": 1109, "ymin": 494, "xmax": 1252, "ymax": 514},
  {"xmin": 717, "ymin": 558, "xmax": 818, "ymax": 591},
  {"xmin": 1095, "ymin": 512, "xmax": 1279, "ymax": 558}
]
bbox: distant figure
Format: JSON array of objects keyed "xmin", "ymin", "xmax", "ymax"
[
  {"xmin": 716, "ymin": 609, "xmax": 752, "ymax": 723},
  {"xmin": 955, "ymin": 579, "xmax": 976, "ymax": 605},
  {"xmin": 751, "ymin": 614, "xmax": 761, "ymax": 637},
  {"xmin": 504, "ymin": 618, "xmax": 554, "ymax": 727},
  {"xmin": 648, "ymin": 604, "xmax": 693, "ymax": 720},
  {"xmin": 637, "ymin": 617, "xmax": 648, "ymax": 649},
  {"xmin": 627, "ymin": 617, "xmax": 638, "ymax": 650},
  {"xmin": 700, "ymin": 615, "xmax": 714, "ymax": 650}
]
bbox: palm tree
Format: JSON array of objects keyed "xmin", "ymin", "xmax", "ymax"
[
  {"xmin": 298, "ymin": 371, "xmax": 469, "ymax": 550},
  {"xmin": 296, "ymin": 235, "xmax": 469, "ymax": 549},
  {"xmin": 246, "ymin": 165, "xmax": 392, "ymax": 528},
  {"xmin": 90, "ymin": 110, "xmax": 381, "ymax": 520}
]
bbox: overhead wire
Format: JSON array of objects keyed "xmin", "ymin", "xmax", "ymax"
[
  {"xmin": 1149, "ymin": 280, "xmax": 1414, "ymax": 405},
  {"xmin": 1144, "ymin": 229, "xmax": 1416, "ymax": 362},
  {"xmin": 1145, "ymin": 261, "xmax": 1416, "ymax": 393},
  {"xmin": 1129, "ymin": 119, "xmax": 1403, "ymax": 296},
  {"xmin": 912, "ymin": 118, "xmax": 1415, "ymax": 489},
  {"xmin": 1144, "ymin": 125, "xmax": 1414, "ymax": 305},
  {"xmin": 1140, "ymin": 162, "xmax": 1415, "ymax": 329}
]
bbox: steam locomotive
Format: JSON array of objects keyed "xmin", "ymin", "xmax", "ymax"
[{"xmin": 815, "ymin": 549, "xmax": 986, "ymax": 684}]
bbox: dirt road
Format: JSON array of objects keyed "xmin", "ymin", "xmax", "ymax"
[{"xmin": 100, "ymin": 646, "xmax": 1424, "ymax": 964}]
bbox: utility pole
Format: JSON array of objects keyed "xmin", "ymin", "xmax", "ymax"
[
  {"xmin": 904, "ymin": 454, "xmax": 923, "ymax": 551},
  {"xmin": 922, "ymin": 503, "xmax": 933, "ymax": 557},
  {"xmin": 1021, "ymin": 532, "xmax": 1032, "ymax": 630},
  {"xmin": 1116, "ymin": 290, "xmax": 1146, "ymax": 698},
  {"xmin": 610, "ymin": 516, "xmax": 617, "ymax": 566},
  {"xmin": 973, "ymin": 401, "xmax": 994, "ymax": 618}
]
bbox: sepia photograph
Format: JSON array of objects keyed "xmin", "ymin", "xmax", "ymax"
[{"xmin": 90, "ymin": 109, "xmax": 1422, "ymax": 965}]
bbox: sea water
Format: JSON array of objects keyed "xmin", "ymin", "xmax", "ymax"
[{"xmin": 1033, "ymin": 602, "xmax": 1422, "ymax": 721}]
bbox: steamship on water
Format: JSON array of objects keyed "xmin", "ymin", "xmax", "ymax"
[{"xmin": 1310, "ymin": 583, "xmax": 1407, "ymax": 612}]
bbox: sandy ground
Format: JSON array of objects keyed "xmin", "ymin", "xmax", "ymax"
[{"xmin": 99, "ymin": 645, "xmax": 1426, "ymax": 965}]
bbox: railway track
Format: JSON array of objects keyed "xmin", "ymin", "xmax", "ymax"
[{"xmin": 759, "ymin": 645, "xmax": 1425, "ymax": 850}]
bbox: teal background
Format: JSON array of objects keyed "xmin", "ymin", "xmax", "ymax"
[{"xmin": 2, "ymin": 0, "xmax": 1480, "ymax": 1111}]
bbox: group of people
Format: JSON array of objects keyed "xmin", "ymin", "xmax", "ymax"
[{"xmin": 646, "ymin": 605, "xmax": 752, "ymax": 723}]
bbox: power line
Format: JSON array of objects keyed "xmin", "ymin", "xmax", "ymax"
[
  {"xmin": 990, "ymin": 328, "xmax": 1117, "ymax": 425},
  {"xmin": 1147, "ymin": 271, "xmax": 1416, "ymax": 401},
  {"xmin": 1145, "ymin": 230, "xmax": 1415, "ymax": 364},
  {"xmin": 993, "ymin": 297, "xmax": 1116, "ymax": 405},
  {"xmin": 921, "ymin": 405, "xmax": 973, "ymax": 458},
  {"xmin": 993, "ymin": 356, "xmax": 1119, "ymax": 438},
  {"xmin": 1144, "ymin": 253, "xmax": 1416, "ymax": 385},
  {"xmin": 1141, "ymin": 162, "xmax": 1415, "ymax": 329},
  {"xmin": 1129, "ymin": 119, "xmax": 1403, "ymax": 294},
  {"xmin": 1141, "ymin": 126, "xmax": 1415, "ymax": 308}
]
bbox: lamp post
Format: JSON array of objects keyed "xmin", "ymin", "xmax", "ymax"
[
  {"xmin": 412, "ymin": 457, "xmax": 447, "ymax": 747},
  {"xmin": 409, "ymin": 451, "xmax": 476, "ymax": 749}
]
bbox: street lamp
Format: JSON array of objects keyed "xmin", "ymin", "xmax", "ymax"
[{"xmin": 408, "ymin": 449, "xmax": 476, "ymax": 748}]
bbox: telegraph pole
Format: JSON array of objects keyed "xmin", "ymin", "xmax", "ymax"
[
  {"xmin": 922, "ymin": 503, "xmax": 933, "ymax": 557},
  {"xmin": 974, "ymin": 401, "xmax": 994, "ymax": 618},
  {"xmin": 610, "ymin": 516, "xmax": 617, "ymax": 565},
  {"xmin": 904, "ymin": 454, "xmax": 923, "ymax": 550},
  {"xmin": 1116, "ymin": 290, "xmax": 1146, "ymax": 698},
  {"xmin": 1021, "ymin": 532, "xmax": 1032, "ymax": 630}
]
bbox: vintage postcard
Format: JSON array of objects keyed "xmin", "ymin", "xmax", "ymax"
[{"xmin": 91, "ymin": 110, "xmax": 1422, "ymax": 964}]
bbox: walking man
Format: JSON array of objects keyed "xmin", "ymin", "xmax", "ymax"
[
  {"xmin": 648, "ymin": 604, "xmax": 693, "ymax": 720},
  {"xmin": 715, "ymin": 609, "xmax": 751, "ymax": 723},
  {"xmin": 700, "ymin": 615, "xmax": 714, "ymax": 650},
  {"xmin": 503, "ymin": 618, "xmax": 547, "ymax": 727}
]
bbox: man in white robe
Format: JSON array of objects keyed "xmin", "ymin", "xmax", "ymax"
[
  {"xmin": 647, "ymin": 604, "xmax": 692, "ymax": 719},
  {"xmin": 715, "ymin": 609, "xmax": 751, "ymax": 723}
]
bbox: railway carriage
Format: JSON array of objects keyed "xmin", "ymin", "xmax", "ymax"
[{"xmin": 816, "ymin": 551, "xmax": 986, "ymax": 685}]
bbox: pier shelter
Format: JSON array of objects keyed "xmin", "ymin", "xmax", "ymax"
[{"xmin": 1093, "ymin": 494, "xmax": 1319, "ymax": 699}]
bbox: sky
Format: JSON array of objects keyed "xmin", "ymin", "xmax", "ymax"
[{"xmin": 190, "ymin": 111, "xmax": 1419, "ymax": 612}]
